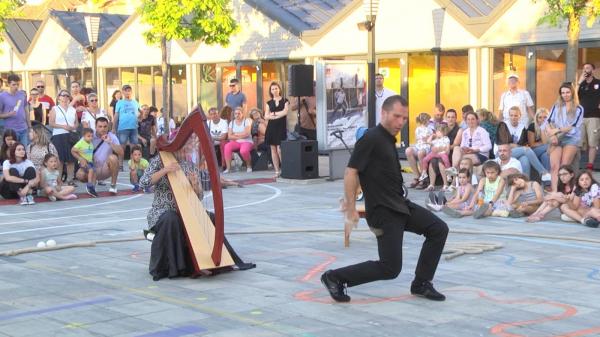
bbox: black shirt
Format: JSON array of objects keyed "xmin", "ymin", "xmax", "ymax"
[
  {"xmin": 348, "ymin": 124, "xmax": 410, "ymax": 218},
  {"xmin": 578, "ymin": 77, "xmax": 600, "ymax": 118}
]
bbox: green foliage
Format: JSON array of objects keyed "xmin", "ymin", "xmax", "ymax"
[
  {"xmin": 0, "ymin": 0, "xmax": 24, "ymax": 45},
  {"xmin": 534, "ymin": 0, "xmax": 600, "ymax": 27},
  {"xmin": 138, "ymin": 0, "xmax": 238, "ymax": 47}
]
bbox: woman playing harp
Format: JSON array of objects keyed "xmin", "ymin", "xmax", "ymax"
[{"xmin": 140, "ymin": 109, "xmax": 252, "ymax": 281}]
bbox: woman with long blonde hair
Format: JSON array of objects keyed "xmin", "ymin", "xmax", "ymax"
[{"xmin": 545, "ymin": 83, "xmax": 584, "ymax": 191}]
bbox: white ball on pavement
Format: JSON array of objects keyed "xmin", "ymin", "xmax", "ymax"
[
  {"xmin": 36, "ymin": 241, "xmax": 46, "ymax": 248},
  {"xmin": 46, "ymin": 239, "xmax": 56, "ymax": 247}
]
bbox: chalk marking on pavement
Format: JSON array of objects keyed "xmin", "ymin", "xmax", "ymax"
[
  {"xmin": 0, "ymin": 207, "xmax": 149, "ymax": 226},
  {"xmin": 0, "ymin": 296, "xmax": 114, "ymax": 322},
  {"xmin": 0, "ymin": 194, "xmax": 143, "ymax": 216},
  {"xmin": 135, "ymin": 325, "xmax": 207, "ymax": 337}
]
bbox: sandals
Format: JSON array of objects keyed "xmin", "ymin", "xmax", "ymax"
[
  {"xmin": 273, "ymin": 171, "xmax": 281, "ymax": 179},
  {"xmin": 67, "ymin": 180, "xmax": 78, "ymax": 187},
  {"xmin": 424, "ymin": 185, "xmax": 435, "ymax": 192},
  {"xmin": 409, "ymin": 178, "xmax": 420, "ymax": 188}
]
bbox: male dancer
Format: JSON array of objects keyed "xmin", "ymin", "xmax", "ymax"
[{"xmin": 321, "ymin": 95, "xmax": 449, "ymax": 302}]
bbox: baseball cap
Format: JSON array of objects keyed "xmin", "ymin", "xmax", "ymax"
[
  {"xmin": 507, "ymin": 74, "xmax": 519, "ymax": 80},
  {"xmin": 122, "ymin": 84, "xmax": 132, "ymax": 90}
]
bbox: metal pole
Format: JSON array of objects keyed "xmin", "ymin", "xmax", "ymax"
[
  {"xmin": 92, "ymin": 43, "xmax": 98, "ymax": 92},
  {"xmin": 432, "ymin": 47, "xmax": 441, "ymax": 104},
  {"xmin": 367, "ymin": 21, "xmax": 376, "ymax": 128}
]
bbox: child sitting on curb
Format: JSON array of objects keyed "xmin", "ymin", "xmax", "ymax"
[
  {"xmin": 40, "ymin": 153, "xmax": 77, "ymax": 201},
  {"xmin": 129, "ymin": 145, "xmax": 150, "ymax": 193}
]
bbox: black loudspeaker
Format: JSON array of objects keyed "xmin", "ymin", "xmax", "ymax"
[
  {"xmin": 288, "ymin": 64, "xmax": 314, "ymax": 97},
  {"xmin": 281, "ymin": 140, "xmax": 318, "ymax": 179}
]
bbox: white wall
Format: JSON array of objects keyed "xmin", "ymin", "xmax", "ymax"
[
  {"xmin": 0, "ymin": 41, "xmax": 24, "ymax": 72},
  {"xmin": 25, "ymin": 19, "xmax": 89, "ymax": 70},
  {"xmin": 481, "ymin": 0, "xmax": 600, "ymax": 46}
]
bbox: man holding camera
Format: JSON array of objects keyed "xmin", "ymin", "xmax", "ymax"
[{"xmin": 578, "ymin": 63, "xmax": 600, "ymax": 171}]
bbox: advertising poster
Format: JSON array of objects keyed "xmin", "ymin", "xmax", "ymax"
[{"xmin": 316, "ymin": 61, "xmax": 367, "ymax": 150}]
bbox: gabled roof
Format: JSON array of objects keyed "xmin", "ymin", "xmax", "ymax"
[
  {"xmin": 434, "ymin": 0, "xmax": 517, "ymax": 37},
  {"xmin": 448, "ymin": 0, "xmax": 501, "ymax": 18},
  {"xmin": 49, "ymin": 10, "xmax": 129, "ymax": 48},
  {"xmin": 15, "ymin": 0, "xmax": 83, "ymax": 20},
  {"xmin": 244, "ymin": 0, "xmax": 354, "ymax": 36},
  {"xmin": 3, "ymin": 19, "xmax": 42, "ymax": 54}
]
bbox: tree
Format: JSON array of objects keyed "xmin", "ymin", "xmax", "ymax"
[
  {"xmin": 535, "ymin": 0, "xmax": 600, "ymax": 83},
  {"xmin": 139, "ymin": 0, "xmax": 238, "ymax": 132},
  {"xmin": 0, "ymin": 0, "xmax": 24, "ymax": 49}
]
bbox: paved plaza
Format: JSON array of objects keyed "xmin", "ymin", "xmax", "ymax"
[{"xmin": 0, "ymin": 162, "xmax": 599, "ymax": 337}]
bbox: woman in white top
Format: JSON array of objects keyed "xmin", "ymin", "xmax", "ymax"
[
  {"xmin": 223, "ymin": 107, "xmax": 253, "ymax": 173},
  {"xmin": 451, "ymin": 112, "xmax": 492, "ymax": 167},
  {"xmin": 49, "ymin": 89, "xmax": 78, "ymax": 186},
  {"xmin": 0, "ymin": 142, "xmax": 39, "ymax": 205},
  {"xmin": 81, "ymin": 93, "xmax": 108, "ymax": 132}
]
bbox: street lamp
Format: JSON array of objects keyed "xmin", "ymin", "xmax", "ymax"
[
  {"xmin": 360, "ymin": 0, "xmax": 379, "ymax": 128},
  {"xmin": 84, "ymin": 14, "xmax": 100, "ymax": 92}
]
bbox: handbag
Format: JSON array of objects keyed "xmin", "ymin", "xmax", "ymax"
[{"xmin": 57, "ymin": 106, "xmax": 79, "ymax": 146}]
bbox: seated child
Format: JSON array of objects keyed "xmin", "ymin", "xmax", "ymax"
[
  {"xmin": 505, "ymin": 173, "xmax": 543, "ymax": 217},
  {"xmin": 129, "ymin": 145, "xmax": 150, "ymax": 193},
  {"xmin": 39, "ymin": 153, "xmax": 77, "ymax": 201},
  {"xmin": 443, "ymin": 160, "xmax": 505, "ymax": 219},
  {"xmin": 527, "ymin": 165, "xmax": 575, "ymax": 222},
  {"xmin": 439, "ymin": 168, "xmax": 474, "ymax": 215},
  {"xmin": 560, "ymin": 170, "xmax": 600, "ymax": 226},
  {"xmin": 421, "ymin": 124, "xmax": 451, "ymax": 191},
  {"xmin": 446, "ymin": 157, "xmax": 478, "ymax": 191},
  {"xmin": 71, "ymin": 128, "xmax": 97, "ymax": 197}
]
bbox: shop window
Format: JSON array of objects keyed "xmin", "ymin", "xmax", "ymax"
[
  {"xmin": 440, "ymin": 50, "xmax": 469, "ymax": 119},
  {"xmin": 137, "ymin": 67, "xmax": 153, "ymax": 106},
  {"xmin": 171, "ymin": 65, "xmax": 187, "ymax": 120},
  {"xmin": 408, "ymin": 53, "xmax": 435, "ymax": 144},
  {"xmin": 199, "ymin": 64, "xmax": 217, "ymax": 112},
  {"xmin": 105, "ymin": 68, "xmax": 121, "ymax": 109},
  {"xmin": 240, "ymin": 64, "xmax": 258, "ymax": 112}
]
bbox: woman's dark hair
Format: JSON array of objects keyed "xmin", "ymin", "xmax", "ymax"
[
  {"xmin": 9, "ymin": 142, "xmax": 26, "ymax": 164},
  {"xmin": 220, "ymin": 106, "xmax": 232, "ymax": 121},
  {"xmin": 495, "ymin": 122, "xmax": 512, "ymax": 145},
  {"xmin": 464, "ymin": 111, "xmax": 479, "ymax": 121},
  {"xmin": 557, "ymin": 165, "xmax": 575, "ymax": 194},
  {"xmin": 574, "ymin": 170, "xmax": 598, "ymax": 196},
  {"xmin": 111, "ymin": 90, "xmax": 121, "ymax": 102},
  {"xmin": 149, "ymin": 106, "xmax": 158, "ymax": 114},
  {"xmin": 1, "ymin": 128, "xmax": 17, "ymax": 163},
  {"xmin": 268, "ymin": 81, "xmax": 283, "ymax": 99}
]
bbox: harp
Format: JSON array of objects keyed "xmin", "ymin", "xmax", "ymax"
[{"xmin": 157, "ymin": 106, "xmax": 253, "ymax": 273}]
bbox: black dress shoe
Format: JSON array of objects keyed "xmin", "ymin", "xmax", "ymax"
[
  {"xmin": 321, "ymin": 270, "xmax": 350, "ymax": 302},
  {"xmin": 410, "ymin": 281, "xmax": 446, "ymax": 301},
  {"xmin": 584, "ymin": 217, "xmax": 600, "ymax": 228}
]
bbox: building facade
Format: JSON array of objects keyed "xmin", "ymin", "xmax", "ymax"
[{"xmin": 1, "ymin": 0, "xmax": 599, "ymax": 144}]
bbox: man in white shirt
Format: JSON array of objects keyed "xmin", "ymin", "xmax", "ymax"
[
  {"xmin": 375, "ymin": 73, "xmax": 396, "ymax": 125},
  {"xmin": 207, "ymin": 107, "xmax": 228, "ymax": 168},
  {"xmin": 498, "ymin": 74, "xmax": 534, "ymax": 125},
  {"xmin": 494, "ymin": 143, "xmax": 522, "ymax": 178}
]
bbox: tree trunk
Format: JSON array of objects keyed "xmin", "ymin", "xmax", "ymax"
[
  {"xmin": 566, "ymin": 13, "xmax": 580, "ymax": 86},
  {"xmin": 161, "ymin": 36, "xmax": 170, "ymax": 134}
]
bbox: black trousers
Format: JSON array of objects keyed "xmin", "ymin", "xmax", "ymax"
[
  {"xmin": 149, "ymin": 210, "xmax": 253, "ymax": 281},
  {"xmin": 330, "ymin": 201, "xmax": 448, "ymax": 287},
  {"xmin": 0, "ymin": 167, "xmax": 36, "ymax": 199}
]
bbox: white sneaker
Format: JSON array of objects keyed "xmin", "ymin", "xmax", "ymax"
[
  {"xmin": 222, "ymin": 169, "xmax": 230, "ymax": 174},
  {"xmin": 418, "ymin": 171, "xmax": 428, "ymax": 182},
  {"xmin": 109, "ymin": 185, "xmax": 118, "ymax": 194},
  {"xmin": 19, "ymin": 196, "xmax": 28, "ymax": 205},
  {"xmin": 541, "ymin": 173, "xmax": 551, "ymax": 182},
  {"xmin": 246, "ymin": 167, "xmax": 252, "ymax": 173},
  {"xmin": 48, "ymin": 194, "xmax": 57, "ymax": 202},
  {"xmin": 561, "ymin": 214, "xmax": 576, "ymax": 222},
  {"xmin": 26, "ymin": 194, "xmax": 35, "ymax": 205},
  {"xmin": 445, "ymin": 167, "xmax": 458, "ymax": 176}
]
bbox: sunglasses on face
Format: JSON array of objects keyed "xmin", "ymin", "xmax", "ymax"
[
  {"xmin": 36, "ymin": 85, "xmax": 45, "ymax": 88},
  {"xmin": 90, "ymin": 99, "xmax": 98, "ymax": 102},
  {"xmin": 59, "ymin": 94, "xmax": 70, "ymax": 97}
]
